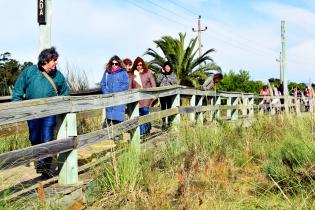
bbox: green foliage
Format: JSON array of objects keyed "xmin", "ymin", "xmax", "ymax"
[
  {"xmin": 268, "ymin": 78, "xmax": 281, "ymax": 88},
  {"xmin": 0, "ymin": 52, "xmax": 32, "ymax": 96},
  {"xmin": 216, "ymin": 69, "xmax": 264, "ymax": 93},
  {"xmin": 145, "ymin": 32, "xmax": 219, "ymax": 88},
  {"xmin": 288, "ymin": 81, "xmax": 306, "ymax": 93}
]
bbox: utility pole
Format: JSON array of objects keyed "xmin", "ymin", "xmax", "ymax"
[
  {"xmin": 281, "ymin": 20, "xmax": 288, "ymax": 95},
  {"xmin": 276, "ymin": 52, "xmax": 283, "ymax": 84},
  {"xmin": 192, "ymin": 16, "xmax": 207, "ymax": 58},
  {"xmin": 38, "ymin": 0, "xmax": 52, "ymax": 52}
]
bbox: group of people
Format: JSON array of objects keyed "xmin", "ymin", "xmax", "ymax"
[
  {"xmin": 100, "ymin": 55, "xmax": 178, "ymax": 135},
  {"xmin": 259, "ymin": 84, "xmax": 314, "ymax": 112},
  {"xmin": 11, "ymin": 48, "xmax": 179, "ymax": 178}
]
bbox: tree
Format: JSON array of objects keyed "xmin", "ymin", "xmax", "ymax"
[
  {"xmin": 145, "ymin": 32, "xmax": 219, "ymax": 88},
  {"xmin": 0, "ymin": 52, "xmax": 32, "ymax": 96},
  {"xmin": 216, "ymin": 69, "xmax": 264, "ymax": 93}
]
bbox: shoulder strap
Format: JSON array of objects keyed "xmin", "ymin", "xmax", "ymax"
[
  {"xmin": 41, "ymin": 70, "xmax": 58, "ymax": 95},
  {"xmin": 106, "ymin": 72, "xmax": 108, "ymax": 89}
]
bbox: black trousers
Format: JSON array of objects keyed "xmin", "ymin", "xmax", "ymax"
[{"xmin": 160, "ymin": 96, "xmax": 174, "ymax": 125}]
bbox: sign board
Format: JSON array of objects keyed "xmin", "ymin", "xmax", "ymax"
[{"xmin": 38, "ymin": 0, "xmax": 46, "ymax": 25}]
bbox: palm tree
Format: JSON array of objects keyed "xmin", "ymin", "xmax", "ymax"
[{"xmin": 145, "ymin": 33, "xmax": 220, "ymax": 88}]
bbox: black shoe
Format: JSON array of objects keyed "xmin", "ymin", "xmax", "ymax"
[{"xmin": 41, "ymin": 170, "xmax": 54, "ymax": 179}]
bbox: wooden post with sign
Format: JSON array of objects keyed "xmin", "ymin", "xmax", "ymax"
[{"xmin": 38, "ymin": 0, "xmax": 51, "ymax": 51}]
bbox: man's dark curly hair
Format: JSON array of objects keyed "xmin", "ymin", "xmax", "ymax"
[{"xmin": 38, "ymin": 47, "xmax": 59, "ymax": 67}]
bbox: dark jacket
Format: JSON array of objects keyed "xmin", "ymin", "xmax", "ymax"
[
  {"xmin": 156, "ymin": 72, "xmax": 178, "ymax": 86},
  {"xmin": 100, "ymin": 68, "xmax": 129, "ymax": 122},
  {"xmin": 12, "ymin": 65, "xmax": 68, "ymax": 101}
]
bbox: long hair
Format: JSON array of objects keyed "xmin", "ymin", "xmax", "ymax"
[
  {"xmin": 132, "ymin": 57, "xmax": 148, "ymax": 73},
  {"xmin": 37, "ymin": 47, "xmax": 59, "ymax": 67},
  {"xmin": 106, "ymin": 55, "xmax": 123, "ymax": 72}
]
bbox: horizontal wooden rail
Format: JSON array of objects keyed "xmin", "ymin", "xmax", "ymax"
[{"xmin": 0, "ymin": 107, "xmax": 180, "ymax": 169}]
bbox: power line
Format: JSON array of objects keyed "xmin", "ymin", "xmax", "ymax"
[
  {"xmin": 127, "ymin": 0, "xmax": 311, "ymax": 68},
  {"xmin": 126, "ymin": 0, "xmax": 188, "ymax": 28},
  {"xmin": 146, "ymin": 0, "xmax": 192, "ymax": 23},
  {"xmin": 165, "ymin": 0, "xmax": 199, "ymax": 16}
]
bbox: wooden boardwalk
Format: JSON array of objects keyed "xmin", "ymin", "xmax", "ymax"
[{"xmin": 0, "ymin": 85, "xmax": 313, "ymax": 207}]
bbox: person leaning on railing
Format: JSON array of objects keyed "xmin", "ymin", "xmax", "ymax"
[
  {"xmin": 12, "ymin": 47, "xmax": 69, "ymax": 179},
  {"xmin": 100, "ymin": 55, "xmax": 129, "ymax": 128},
  {"xmin": 130, "ymin": 57, "xmax": 156, "ymax": 135},
  {"xmin": 156, "ymin": 61, "xmax": 178, "ymax": 129}
]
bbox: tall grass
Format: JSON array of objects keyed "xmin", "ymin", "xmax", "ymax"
[
  {"xmin": 88, "ymin": 114, "xmax": 315, "ymax": 209},
  {"xmin": 63, "ymin": 62, "xmax": 89, "ymax": 92}
]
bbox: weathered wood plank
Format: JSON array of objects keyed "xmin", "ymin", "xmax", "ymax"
[
  {"xmin": 0, "ymin": 137, "xmax": 74, "ymax": 169},
  {"xmin": 139, "ymin": 108, "xmax": 178, "ymax": 124},
  {"xmin": 0, "ymin": 98, "xmax": 72, "ymax": 126},
  {"xmin": 77, "ymin": 118, "xmax": 139, "ymax": 148},
  {"xmin": 0, "ymin": 88, "xmax": 183, "ymax": 126}
]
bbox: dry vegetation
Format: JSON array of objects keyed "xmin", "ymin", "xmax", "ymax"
[{"xmin": 87, "ymin": 114, "xmax": 315, "ymax": 209}]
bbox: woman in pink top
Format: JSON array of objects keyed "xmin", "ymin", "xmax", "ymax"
[{"xmin": 131, "ymin": 57, "xmax": 156, "ymax": 135}]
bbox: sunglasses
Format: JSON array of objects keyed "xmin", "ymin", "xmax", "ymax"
[
  {"xmin": 112, "ymin": 62, "xmax": 119, "ymax": 66},
  {"xmin": 137, "ymin": 63, "xmax": 143, "ymax": 67}
]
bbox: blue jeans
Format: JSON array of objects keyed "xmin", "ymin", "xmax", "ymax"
[
  {"xmin": 27, "ymin": 116, "xmax": 56, "ymax": 172},
  {"xmin": 139, "ymin": 107, "xmax": 151, "ymax": 135}
]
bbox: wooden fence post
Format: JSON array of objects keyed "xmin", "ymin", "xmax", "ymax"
[
  {"xmin": 270, "ymin": 97, "xmax": 276, "ymax": 115},
  {"xmin": 189, "ymin": 95, "xmax": 196, "ymax": 123},
  {"xmin": 227, "ymin": 97, "xmax": 232, "ymax": 119},
  {"xmin": 258, "ymin": 98, "xmax": 264, "ymax": 115},
  {"xmin": 57, "ymin": 113, "xmax": 78, "ymax": 185},
  {"xmin": 214, "ymin": 96, "xmax": 221, "ymax": 120},
  {"xmin": 295, "ymin": 97, "xmax": 301, "ymax": 115},
  {"xmin": 196, "ymin": 95, "xmax": 204, "ymax": 125},
  {"xmin": 248, "ymin": 97, "xmax": 254, "ymax": 117},
  {"xmin": 241, "ymin": 96, "xmax": 248, "ymax": 117},
  {"xmin": 284, "ymin": 96, "xmax": 289, "ymax": 113},
  {"xmin": 170, "ymin": 94, "xmax": 180, "ymax": 126},
  {"xmin": 127, "ymin": 102, "xmax": 140, "ymax": 150},
  {"xmin": 231, "ymin": 97, "xmax": 238, "ymax": 120}
]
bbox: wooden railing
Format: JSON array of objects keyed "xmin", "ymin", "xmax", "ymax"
[{"xmin": 0, "ymin": 85, "xmax": 313, "ymax": 187}]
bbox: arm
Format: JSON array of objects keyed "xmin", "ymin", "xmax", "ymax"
[
  {"xmin": 12, "ymin": 69, "xmax": 27, "ymax": 101},
  {"xmin": 100, "ymin": 72, "xmax": 108, "ymax": 94},
  {"xmin": 121, "ymin": 71, "xmax": 129, "ymax": 91},
  {"xmin": 156, "ymin": 73, "xmax": 164, "ymax": 86},
  {"xmin": 58, "ymin": 74, "xmax": 69, "ymax": 96},
  {"xmin": 149, "ymin": 71, "xmax": 156, "ymax": 88},
  {"xmin": 169, "ymin": 73, "xmax": 178, "ymax": 85}
]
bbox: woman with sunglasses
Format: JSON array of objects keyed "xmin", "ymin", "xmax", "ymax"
[
  {"xmin": 100, "ymin": 55, "xmax": 129, "ymax": 128},
  {"xmin": 131, "ymin": 57, "xmax": 156, "ymax": 135}
]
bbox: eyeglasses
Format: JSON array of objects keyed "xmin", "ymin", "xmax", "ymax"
[
  {"xmin": 112, "ymin": 62, "xmax": 119, "ymax": 66},
  {"xmin": 137, "ymin": 63, "xmax": 143, "ymax": 67}
]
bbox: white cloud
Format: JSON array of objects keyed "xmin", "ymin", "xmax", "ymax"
[{"xmin": 255, "ymin": 2, "xmax": 315, "ymax": 33}]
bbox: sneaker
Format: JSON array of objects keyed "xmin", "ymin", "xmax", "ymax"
[{"xmin": 41, "ymin": 170, "xmax": 54, "ymax": 179}]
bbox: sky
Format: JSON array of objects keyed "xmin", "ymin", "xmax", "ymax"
[{"xmin": 1, "ymin": 0, "xmax": 315, "ymax": 87}]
